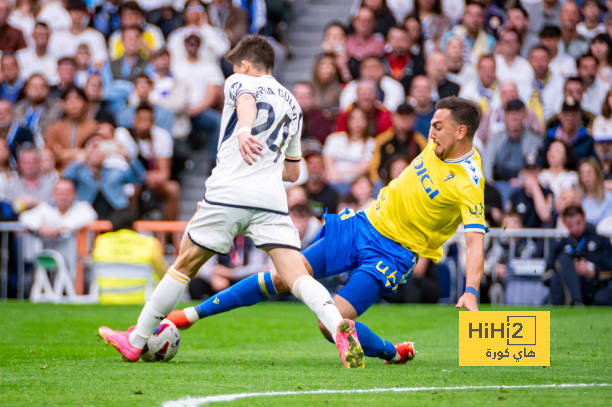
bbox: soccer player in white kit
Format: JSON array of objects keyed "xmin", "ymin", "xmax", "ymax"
[{"xmin": 98, "ymin": 35, "xmax": 365, "ymax": 368}]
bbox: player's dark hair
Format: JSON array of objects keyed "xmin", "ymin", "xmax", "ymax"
[
  {"xmin": 225, "ymin": 35, "xmax": 275, "ymax": 72},
  {"xmin": 562, "ymin": 204, "xmax": 585, "ymax": 218},
  {"xmin": 435, "ymin": 96, "xmax": 481, "ymax": 139}
]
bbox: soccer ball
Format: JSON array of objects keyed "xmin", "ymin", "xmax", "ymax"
[{"xmin": 140, "ymin": 319, "xmax": 180, "ymax": 362}]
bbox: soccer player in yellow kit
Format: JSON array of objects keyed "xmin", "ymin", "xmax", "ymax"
[{"xmin": 168, "ymin": 96, "xmax": 486, "ymax": 365}]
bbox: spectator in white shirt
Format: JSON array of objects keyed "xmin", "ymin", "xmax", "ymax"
[
  {"xmin": 578, "ymin": 53, "xmax": 610, "ymax": 116},
  {"xmin": 460, "ymin": 54, "xmax": 500, "ymax": 116},
  {"xmin": 577, "ymin": 0, "xmax": 605, "ymax": 41},
  {"xmin": 539, "ymin": 25, "xmax": 577, "ymax": 79},
  {"xmin": 495, "ymin": 28, "xmax": 534, "ymax": 103},
  {"xmin": 528, "ymin": 45, "xmax": 565, "ymax": 123},
  {"xmin": 445, "ymin": 36, "xmax": 478, "ymax": 89},
  {"xmin": 37, "ymin": 0, "xmax": 71, "ymax": 32},
  {"xmin": 593, "ymin": 89, "xmax": 612, "ymax": 141},
  {"xmin": 538, "ymin": 139, "xmax": 579, "ymax": 200},
  {"xmin": 49, "ymin": 0, "xmax": 108, "ymax": 68},
  {"xmin": 17, "ymin": 22, "xmax": 59, "ymax": 85},
  {"xmin": 8, "ymin": 0, "xmax": 38, "ymax": 44}
]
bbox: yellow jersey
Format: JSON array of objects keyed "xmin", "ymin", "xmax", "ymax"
[{"xmin": 365, "ymin": 141, "xmax": 486, "ymax": 262}]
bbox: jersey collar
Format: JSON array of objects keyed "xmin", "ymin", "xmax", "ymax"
[{"xmin": 443, "ymin": 148, "xmax": 475, "ymax": 164}]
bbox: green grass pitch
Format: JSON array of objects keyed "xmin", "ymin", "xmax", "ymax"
[{"xmin": 1, "ymin": 302, "xmax": 610, "ymax": 406}]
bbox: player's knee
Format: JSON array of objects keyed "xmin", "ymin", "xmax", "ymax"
[{"xmin": 317, "ymin": 319, "xmax": 332, "ymax": 339}]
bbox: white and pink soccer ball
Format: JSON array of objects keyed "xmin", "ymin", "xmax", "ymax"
[{"xmin": 141, "ymin": 319, "xmax": 180, "ymax": 362}]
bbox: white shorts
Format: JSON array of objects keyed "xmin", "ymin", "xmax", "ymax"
[{"xmin": 186, "ymin": 200, "xmax": 301, "ymax": 255}]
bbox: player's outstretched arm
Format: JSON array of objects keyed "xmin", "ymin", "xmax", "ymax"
[
  {"xmin": 235, "ymin": 93, "xmax": 264, "ymax": 165},
  {"xmin": 456, "ymin": 231, "xmax": 485, "ymax": 311}
]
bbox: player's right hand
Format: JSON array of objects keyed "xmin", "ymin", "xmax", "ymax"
[{"xmin": 238, "ymin": 129, "xmax": 264, "ymax": 165}]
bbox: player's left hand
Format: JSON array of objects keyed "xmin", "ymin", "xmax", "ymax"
[
  {"xmin": 238, "ymin": 130, "xmax": 264, "ymax": 165},
  {"xmin": 456, "ymin": 293, "xmax": 479, "ymax": 311}
]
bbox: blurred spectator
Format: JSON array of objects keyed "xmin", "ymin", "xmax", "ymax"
[
  {"xmin": 370, "ymin": 103, "xmax": 426, "ymax": 182},
  {"xmin": 480, "ymin": 0, "xmax": 505, "ymax": 39},
  {"xmin": 484, "ymin": 180, "xmax": 504, "ymax": 228},
  {"xmin": 445, "ymin": 36, "xmax": 478, "ymax": 90},
  {"xmin": 345, "ymin": 7, "xmax": 385, "ymax": 79},
  {"xmin": 40, "ymin": 147, "xmax": 59, "ymax": 185},
  {"xmin": 311, "ymin": 53, "xmax": 343, "ymax": 112},
  {"xmin": 386, "ymin": 0, "xmax": 413, "ymax": 23},
  {"xmin": 0, "ymin": 139, "xmax": 18, "ymax": 209},
  {"xmin": 592, "ymin": 108, "xmax": 612, "ymax": 186},
  {"xmin": 0, "ymin": 99, "xmax": 40, "ymax": 162},
  {"xmin": 441, "ymin": 1, "xmax": 495, "ymax": 66},
  {"xmin": 84, "ymin": 73, "xmax": 113, "ymax": 120},
  {"xmin": 293, "ymin": 82, "xmax": 333, "ymax": 145},
  {"xmin": 91, "ymin": 113, "xmax": 138, "ymax": 171},
  {"xmin": 578, "ymin": 53, "xmax": 610, "ymax": 116},
  {"xmin": 478, "ymin": 81, "xmax": 542, "ymax": 147},
  {"xmin": 578, "ymin": 157, "xmax": 612, "ymax": 226},
  {"xmin": 320, "ymin": 21, "xmax": 352, "ymax": 84},
  {"xmin": 108, "ymin": 1, "xmax": 164, "ymax": 61},
  {"xmin": 383, "ymin": 25, "xmax": 425, "ymax": 94},
  {"xmin": 359, "ymin": 0, "xmax": 397, "ymax": 36},
  {"xmin": 335, "ymin": 79, "xmax": 392, "ymax": 137},
  {"xmin": 507, "ymin": 155, "xmax": 554, "ymax": 228},
  {"xmin": 505, "ymin": 4, "xmax": 539, "ymax": 59},
  {"xmin": 523, "ymin": 0, "xmax": 561, "ymax": 36},
  {"xmin": 173, "ymin": 33, "xmax": 223, "ymax": 153},
  {"xmin": 147, "ymin": 1, "xmax": 183, "ymax": 38},
  {"xmin": 383, "ymin": 153, "xmax": 410, "ymax": 184},
  {"xmin": 589, "ymin": 34, "xmax": 612, "ymax": 85},
  {"xmin": 0, "ymin": 0, "xmax": 27, "ymax": 53},
  {"xmin": 558, "ymin": 1, "xmax": 589, "ymax": 59},
  {"xmin": 425, "ymin": 50, "xmax": 459, "ymax": 100},
  {"xmin": 73, "ymin": 41, "xmax": 93, "ymax": 86},
  {"xmin": 460, "ymin": 54, "xmax": 500, "ymax": 115},
  {"xmin": 545, "ymin": 76, "xmax": 594, "ymax": 131},
  {"xmin": 37, "ymin": 0, "xmax": 71, "ymax": 32},
  {"xmin": 92, "ymin": 0, "xmax": 122, "ymax": 39},
  {"xmin": 349, "ymin": 174, "xmax": 374, "ymax": 210},
  {"xmin": 49, "ymin": 57, "xmax": 77, "ymax": 100},
  {"xmin": 554, "ymin": 186, "xmax": 580, "ymax": 230},
  {"xmin": 116, "ymin": 74, "xmax": 173, "ymax": 133},
  {"xmin": 528, "ymin": 45, "xmax": 565, "ymax": 123},
  {"xmin": 167, "ymin": 0, "xmax": 230, "ymax": 65},
  {"xmin": 0, "ymin": 53, "xmax": 24, "ymax": 103},
  {"xmin": 409, "ymin": 75, "xmax": 435, "ymax": 137},
  {"xmin": 7, "ymin": 0, "xmax": 38, "ymax": 40},
  {"xmin": 337, "ymin": 192, "xmax": 358, "ymax": 213},
  {"xmin": 103, "ymin": 26, "xmax": 153, "ymax": 83},
  {"xmin": 542, "ymin": 97, "xmax": 596, "ymax": 165},
  {"xmin": 46, "ymin": 86, "xmax": 98, "ymax": 168},
  {"xmin": 495, "ymin": 28, "xmax": 534, "ymax": 103},
  {"xmin": 14, "ymin": 144, "xmax": 55, "ymax": 213},
  {"xmin": 303, "ymin": 140, "xmax": 338, "ymax": 216},
  {"xmin": 484, "ymin": 100, "xmax": 542, "ymax": 187},
  {"xmin": 19, "ymin": 178, "xmax": 97, "ymax": 273},
  {"xmin": 286, "ymin": 184, "xmax": 308, "ymax": 209},
  {"xmin": 48, "ymin": 0, "xmax": 108, "ymax": 67},
  {"xmin": 402, "ymin": 13, "xmax": 425, "ymax": 57},
  {"xmin": 385, "ymin": 257, "xmax": 439, "ymax": 304},
  {"xmin": 289, "ymin": 202, "xmax": 321, "ymax": 248},
  {"xmin": 206, "ymin": 0, "xmax": 250, "ymax": 48},
  {"xmin": 340, "ymin": 56, "xmax": 405, "ymax": 111},
  {"xmin": 130, "ymin": 103, "xmax": 179, "ymax": 220},
  {"xmin": 577, "ymin": 0, "xmax": 605, "ymax": 41},
  {"xmin": 539, "ymin": 25, "xmax": 577, "ymax": 79},
  {"xmin": 324, "ymin": 107, "xmax": 375, "ymax": 192},
  {"xmin": 546, "ymin": 204, "xmax": 612, "ymax": 305},
  {"xmin": 13, "ymin": 73, "xmax": 62, "ymax": 137},
  {"xmin": 63, "ymin": 140, "xmax": 145, "ymax": 219},
  {"xmin": 16, "ymin": 21, "xmax": 58, "ymax": 85},
  {"xmin": 415, "ymin": 0, "xmax": 450, "ymax": 55},
  {"xmin": 538, "ymin": 140, "xmax": 579, "ymax": 200}
]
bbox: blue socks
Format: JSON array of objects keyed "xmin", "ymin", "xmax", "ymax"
[
  {"xmin": 355, "ymin": 321, "xmax": 397, "ymax": 360},
  {"xmin": 194, "ymin": 271, "xmax": 277, "ymax": 318}
]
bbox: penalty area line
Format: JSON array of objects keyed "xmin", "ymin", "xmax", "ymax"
[{"xmin": 163, "ymin": 383, "xmax": 611, "ymax": 407}]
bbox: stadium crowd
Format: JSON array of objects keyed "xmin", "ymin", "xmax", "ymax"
[{"xmin": 0, "ymin": 0, "xmax": 611, "ymax": 305}]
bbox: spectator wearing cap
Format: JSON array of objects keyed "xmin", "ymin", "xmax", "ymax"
[
  {"xmin": 0, "ymin": 0, "xmax": 27, "ymax": 53},
  {"xmin": 16, "ymin": 21, "xmax": 58, "ymax": 86},
  {"xmin": 505, "ymin": 4, "xmax": 539, "ymax": 59},
  {"xmin": 46, "ymin": 86, "xmax": 98, "ymax": 169},
  {"xmin": 460, "ymin": 54, "xmax": 500, "ymax": 115},
  {"xmin": 302, "ymin": 139, "xmax": 339, "ymax": 217},
  {"xmin": 48, "ymin": 0, "xmax": 108, "ymax": 68},
  {"xmin": 49, "ymin": 57, "xmax": 77, "ymax": 100},
  {"xmin": 539, "ymin": 25, "xmax": 577, "ymax": 79},
  {"xmin": 13, "ymin": 73, "xmax": 62, "ymax": 137},
  {"xmin": 578, "ymin": 53, "xmax": 610, "ymax": 116},
  {"xmin": 293, "ymin": 82, "xmax": 333, "ymax": 145},
  {"xmin": 545, "ymin": 77, "xmax": 594, "ymax": 132},
  {"xmin": 382, "ymin": 25, "xmax": 425, "ymax": 94},
  {"xmin": 102, "ymin": 26, "xmax": 153, "ymax": 83},
  {"xmin": 577, "ymin": 157, "xmax": 612, "ymax": 226},
  {"xmin": 172, "ymin": 32, "xmax": 223, "ymax": 156},
  {"xmin": 484, "ymin": 99, "xmax": 542, "ymax": 192},
  {"xmin": 523, "ymin": 0, "xmax": 561, "ymax": 36},
  {"xmin": 409, "ymin": 75, "xmax": 435, "ymax": 138},
  {"xmin": 440, "ymin": 2, "xmax": 495, "ymax": 66},
  {"xmin": 370, "ymin": 103, "xmax": 426, "ymax": 183},
  {"xmin": 339, "ymin": 56, "xmax": 405, "ymax": 112},
  {"xmin": 541, "ymin": 97, "xmax": 596, "ymax": 166},
  {"xmin": 577, "ymin": 0, "xmax": 605, "ymax": 41},
  {"xmin": 167, "ymin": 0, "xmax": 230, "ymax": 66},
  {"xmin": 335, "ymin": 79, "xmax": 392, "ymax": 138},
  {"xmin": 495, "ymin": 28, "xmax": 535, "ymax": 104},
  {"xmin": 93, "ymin": 0, "xmax": 122, "ymax": 39},
  {"xmin": 445, "ymin": 36, "xmax": 478, "ymax": 91},
  {"xmin": 345, "ymin": 7, "xmax": 385, "ymax": 79},
  {"xmin": 108, "ymin": 1, "xmax": 165, "ymax": 61},
  {"xmin": 528, "ymin": 45, "xmax": 565, "ymax": 124},
  {"xmin": 506, "ymin": 154, "xmax": 554, "ymax": 229},
  {"xmin": 592, "ymin": 90, "xmax": 612, "ymax": 185},
  {"xmin": 0, "ymin": 53, "xmax": 23, "ymax": 104},
  {"xmin": 559, "ymin": 1, "xmax": 589, "ymax": 59},
  {"xmin": 545, "ymin": 204, "xmax": 612, "ymax": 306}
]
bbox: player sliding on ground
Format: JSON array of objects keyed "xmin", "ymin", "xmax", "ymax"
[
  {"xmin": 98, "ymin": 35, "xmax": 365, "ymax": 369},
  {"xmin": 167, "ymin": 96, "xmax": 486, "ymax": 365}
]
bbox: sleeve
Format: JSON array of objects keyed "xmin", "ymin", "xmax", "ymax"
[
  {"xmin": 284, "ymin": 109, "xmax": 303, "ymax": 161},
  {"xmin": 224, "ymin": 74, "xmax": 258, "ymax": 107},
  {"xmin": 459, "ymin": 183, "xmax": 487, "ymax": 234},
  {"xmin": 19, "ymin": 204, "xmax": 46, "ymax": 230},
  {"xmin": 154, "ymin": 128, "xmax": 173, "ymax": 158}
]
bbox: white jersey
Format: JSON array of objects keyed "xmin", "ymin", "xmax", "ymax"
[{"xmin": 204, "ymin": 73, "xmax": 303, "ymax": 214}]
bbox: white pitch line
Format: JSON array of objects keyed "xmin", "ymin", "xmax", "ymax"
[{"xmin": 163, "ymin": 383, "xmax": 611, "ymax": 407}]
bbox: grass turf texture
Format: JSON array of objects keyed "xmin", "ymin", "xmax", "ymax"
[{"xmin": 1, "ymin": 302, "xmax": 610, "ymax": 406}]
